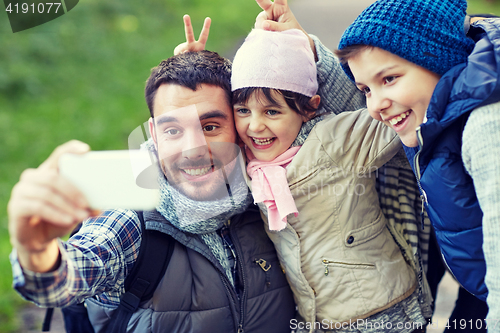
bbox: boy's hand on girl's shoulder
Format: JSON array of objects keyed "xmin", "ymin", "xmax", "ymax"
[
  {"xmin": 254, "ymin": 0, "xmax": 317, "ymax": 61},
  {"xmin": 254, "ymin": 0, "xmax": 302, "ymax": 32},
  {"xmin": 173, "ymin": 15, "xmax": 211, "ymax": 55}
]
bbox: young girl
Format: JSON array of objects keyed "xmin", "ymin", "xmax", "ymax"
[
  {"xmin": 230, "ymin": 28, "xmax": 427, "ymax": 332},
  {"xmin": 336, "ymin": 0, "xmax": 500, "ymax": 322}
]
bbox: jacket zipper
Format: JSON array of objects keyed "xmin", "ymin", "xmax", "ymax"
[
  {"xmin": 220, "ymin": 271, "xmax": 240, "ymax": 331},
  {"xmin": 193, "ymin": 219, "xmax": 243, "ymax": 332},
  {"xmin": 414, "ymin": 127, "xmax": 477, "ymax": 300},
  {"xmin": 414, "ymin": 126, "xmax": 428, "ymax": 230},
  {"xmin": 230, "ymin": 219, "xmax": 247, "ymax": 333},
  {"xmin": 322, "ymin": 259, "xmax": 375, "ymax": 276},
  {"xmin": 167, "ymin": 216, "xmax": 244, "ymax": 332},
  {"xmin": 439, "ymin": 251, "xmax": 471, "ymax": 297}
]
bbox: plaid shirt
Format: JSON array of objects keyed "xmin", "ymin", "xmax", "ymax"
[
  {"xmin": 11, "ymin": 209, "xmax": 142, "ymax": 307},
  {"xmin": 11, "ymin": 209, "xmax": 240, "ymax": 307},
  {"xmin": 219, "ymin": 223, "xmax": 241, "ymax": 297}
]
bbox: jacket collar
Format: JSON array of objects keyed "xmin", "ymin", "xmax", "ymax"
[{"xmin": 417, "ymin": 19, "xmax": 500, "ymax": 150}]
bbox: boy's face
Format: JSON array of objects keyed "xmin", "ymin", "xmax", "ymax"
[
  {"xmin": 233, "ymin": 90, "xmax": 308, "ymax": 161},
  {"xmin": 348, "ymin": 47, "xmax": 441, "ymax": 147}
]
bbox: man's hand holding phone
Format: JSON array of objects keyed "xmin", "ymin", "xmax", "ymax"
[
  {"xmin": 8, "ymin": 140, "xmax": 160, "ymax": 273},
  {"xmin": 8, "ymin": 140, "xmax": 92, "ymax": 273}
]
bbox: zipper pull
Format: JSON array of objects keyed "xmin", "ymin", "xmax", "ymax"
[
  {"xmin": 420, "ymin": 195, "xmax": 425, "ymax": 230},
  {"xmin": 237, "ymin": 324, "xmax": 244, "ymax": 333},
  {"xmin": 420, "ymin": 190, "xmax": 428, "ymax": 230},
  {"xmin": 255, "ymin": 259, "xmax": 271, "ymax": 272},
  {"xmin": 322, "ymin": 260, "xmax": 329, "ymax": 276},
  {"xmin": 255, "ymin": 259, "xmax": 272, "ymax": 287}
]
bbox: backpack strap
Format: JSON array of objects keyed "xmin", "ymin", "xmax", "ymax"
[
  {"xmin": 105, "ymin": 211, "xmax": 175, "ymax": 333},
  {"xmin": 41, "ymin": 308, "xmax": 54, "ymax": 332},
  {"xmin": 43, "ymin": 222, "xmax": 86, "ymax": 332}
]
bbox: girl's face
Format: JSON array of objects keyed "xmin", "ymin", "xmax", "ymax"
[
  {"xmin": 234, "ymin": 90, "xmax": 309, "ymax": 162},
  {"xmin": 348, "ymin": 47, "xmax": 441, "ymax": 147}
]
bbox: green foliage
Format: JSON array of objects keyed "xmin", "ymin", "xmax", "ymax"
[
  {"xmin": 468, "ymin": 0, "xmax": 500, "ymax": 14},
  {"xmin": 0, "ymin": 0, "xmax": 259, "ymax": 331}
]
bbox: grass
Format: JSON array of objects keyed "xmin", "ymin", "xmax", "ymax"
[{"xmin": 0, "ymin": 0, "xmax": 499, "ymax": 332}]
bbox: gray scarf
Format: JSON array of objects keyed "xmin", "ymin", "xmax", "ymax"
[
  {"xmin": 291, "ymin": 113, "xmax": 324, "ymax": 147},
  {"xmin": 143, "ymin": 139, "xmax": 253, "ymax": 285}
]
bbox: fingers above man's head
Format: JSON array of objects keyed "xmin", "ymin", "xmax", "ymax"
[
  {"xmin": 175, "ymin": 15, "xmax": 211, "ymax": 55},
  {"xmin": 198, "ymin": 17, "xmax": 211, "ymax": 46},
  {"xmin": 183, "ymin": 14, "xmax": 195, "ymax": 44},
  {"xmin": 182, "ymin": 14, "xmax": 210, "ymax": 46}
]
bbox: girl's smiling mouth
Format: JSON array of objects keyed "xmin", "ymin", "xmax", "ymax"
[{"xmin": 251, "ymin": 137, "xmax": 276, "ymax": 148}]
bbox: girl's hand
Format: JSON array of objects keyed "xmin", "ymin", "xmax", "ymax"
[{"xmin": 173, "ymin": 15, "xmax": 211, "ymax": 55}]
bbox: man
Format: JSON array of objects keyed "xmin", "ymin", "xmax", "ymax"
[{"xmin": 9, "ymin": 50, "xmax": 296, "ymax": 333}]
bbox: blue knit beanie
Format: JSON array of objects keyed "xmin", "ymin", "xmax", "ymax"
[{"xmin": 338, "ymin": 0, "xmax": 475, "ymax": 80}]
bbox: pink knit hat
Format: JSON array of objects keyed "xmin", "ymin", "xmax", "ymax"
[{"xmin": 231, "ymin": 29, "xmax": 318, "ymax": 97}]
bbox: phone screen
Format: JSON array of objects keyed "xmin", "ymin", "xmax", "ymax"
[{"xmin": 59, "ymin": 150, "xmax": 160, "ymax": 210}]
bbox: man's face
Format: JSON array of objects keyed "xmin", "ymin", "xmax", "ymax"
[
  {"xmin": 348, "ymin": 47, "xmax": 440, "ymax": 147},
  {"xmin": 149, "ymin": 83, "xmax": 239, "ymax": 201}
]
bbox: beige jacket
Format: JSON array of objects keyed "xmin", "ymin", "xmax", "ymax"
[{"xmin": 255, "ymin": 109, "xmax": 416, "ymax": 325}]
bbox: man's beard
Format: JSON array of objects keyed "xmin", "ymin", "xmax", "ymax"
[{"xmin": 160, "ymin": 151, "xmax": 242, "ymax": 202}]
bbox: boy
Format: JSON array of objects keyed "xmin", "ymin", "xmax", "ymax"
[{"xmin": 336, "ymin": 0, "xmax": 500, "ymax": 327}]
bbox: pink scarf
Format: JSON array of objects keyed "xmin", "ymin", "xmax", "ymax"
[{"xmin": 246, "ymin": 146, "xmax": 301, "ymax": 231}]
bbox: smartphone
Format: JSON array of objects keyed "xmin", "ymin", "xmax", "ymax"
[{"xmin": 59, "ymin": 150, "xmax": 160, "ymax": 210}]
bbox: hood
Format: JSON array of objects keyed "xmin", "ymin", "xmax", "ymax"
[{"xmin": 419, "ymin": 18, "xmax": 500, "ymax": 149}]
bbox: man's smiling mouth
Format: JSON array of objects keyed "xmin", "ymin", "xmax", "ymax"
[{"xmin": 181, "ymin": 166, "xmax": 212, "ymax": 176}]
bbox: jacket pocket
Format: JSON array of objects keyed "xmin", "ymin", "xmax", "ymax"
[
  {"xmin": 288, "ymin": 158, "xmax": 336, "ymax": 190},
  {"xmin": 288, "ymin": 167, "xmax": 322, "ymax": 190},
  {"xmin": 321, "ymin": 259, "xmax": 375, "ymax": 276},
  {"xmin": 344, "ymin": 211, "xmax": 385, "ymax": 247}
]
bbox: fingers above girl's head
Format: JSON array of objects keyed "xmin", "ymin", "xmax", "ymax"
[
  {"xmin": 255, "ymin": 0, "xmax": 289, "ymax": 16},
  {"xmin": 254, "ymin": 11, "xmax": 268, "ymax": 29},
  {"xmin": 255, "ymin": 0, "xmax": 273, "ymax": 12}
]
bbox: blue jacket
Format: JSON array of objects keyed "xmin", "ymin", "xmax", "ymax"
[{"xmin": 403, "ymin": 19, "xmax": 500, "ymax": 302}]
